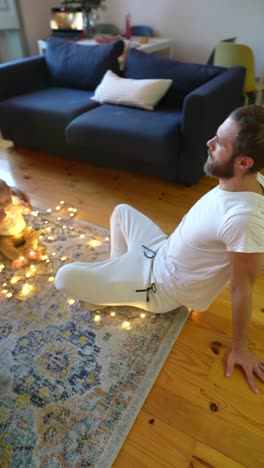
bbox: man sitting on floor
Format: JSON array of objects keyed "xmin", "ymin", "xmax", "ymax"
[{"xmin": 55, "ymin": 105, "xmax": 264, "ymax": 393}]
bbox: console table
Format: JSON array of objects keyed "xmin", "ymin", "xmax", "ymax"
[{"xmin": 37, "ymin": 36, "xmax": 173, "ymax": 58}]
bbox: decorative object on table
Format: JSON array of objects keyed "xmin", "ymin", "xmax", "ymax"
[
  {"xmin": 125, "ymin": 12, "xmax": 131, "ymax": 39},
  {"xmin": 94, "ymin": 22, "xmax": 119, "ymax": 35},
  {"xmin": 131, "ymin": 25, "xmax": 153, "ymax": 37},
  {"xmin": 95, "ymin": 36, "xmax": 121, "ymax": 44},
  {"xmin": 0, "ymin": 206, "xmax": 189, "ymax": 467},
  {"xmin": 59, "ymin": 0, "xmax": 107, "ymax": 37},
  {"xmin": 50, "ymin": 6, "xmax": 84, "ymax": 36},
  {"xmin": 138, "ymin": 36, "xmax": 150, "ymax": 44}
]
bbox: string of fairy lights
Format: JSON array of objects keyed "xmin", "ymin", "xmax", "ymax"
[{"xmin": 0, "ymin": 201, "xmax": 147, "ymax": 329}]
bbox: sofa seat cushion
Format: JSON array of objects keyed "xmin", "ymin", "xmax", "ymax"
[
  {"xmin": 124, "ymin": 48, "xmax": 225, "ymax": 107},
  {"xmin": 46, "ymin": 37, "xmax": 124, "ymax": 90},
  {"xmin": 65, "ymin": 104, "xmax": 182, "ymax": 165},
  {"xmin": 0, "ymin": 87, "xmax": 99, "ymax": 145}
]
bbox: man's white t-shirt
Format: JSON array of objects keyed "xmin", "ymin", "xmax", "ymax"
[{"xmin": 153, "ymin": 173, "xmax": 264, "ymax": 311}]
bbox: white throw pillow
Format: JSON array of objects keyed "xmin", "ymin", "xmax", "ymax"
[{"xmin": 91, "ymin": 70, "xmax": 172, "ymax": 111}]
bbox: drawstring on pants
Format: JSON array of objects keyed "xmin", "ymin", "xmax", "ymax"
[
  {"xmin": 135, "ymin": 245, "xmax": 157, "ymax": 302},
  {"xmin": 136, "ymin": 282, "xmax": 156, "ymax": 302}
]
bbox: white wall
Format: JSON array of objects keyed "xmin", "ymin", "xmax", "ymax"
[
  {"xmin": 19, "ymin": 0, "xmax": 57, "ymax": 55},
  {"xmin": 19, "ymin": 0, "xmax": 264, "ymax": 76},
  {"xmin": 106, "ymin": 0, "xmax": 264, "ymax": 76}
]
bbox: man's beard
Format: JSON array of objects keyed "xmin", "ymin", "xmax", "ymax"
[{"xmin": 203, "ymin": 150, "xmax": 235, "ymax": 179}]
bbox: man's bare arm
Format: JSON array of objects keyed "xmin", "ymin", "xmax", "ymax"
[{"xmin": 226, "ymin": 251, "xmax": 264, "ymax": 393}]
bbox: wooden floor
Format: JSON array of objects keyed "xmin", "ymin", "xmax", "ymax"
[{"xmin": 1, "ymin": 146, "xmax": 264, "ymax": 468}]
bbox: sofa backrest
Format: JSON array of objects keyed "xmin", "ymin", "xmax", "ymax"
[
  {"xmin": 123, "ymin": 48, "xmax": 225, "ymax": 108},
  {"xmin": 45, "ymin": 37, "xmax": 124, "ymax": 90}
]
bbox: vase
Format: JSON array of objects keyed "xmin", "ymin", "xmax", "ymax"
[
  {"xmin": 125, "ymin": 13, "xmax": 131, "ymax": 40},
  {"xmin": 83, "ymin": 9, "xmax": 94, "ymax": 38}
]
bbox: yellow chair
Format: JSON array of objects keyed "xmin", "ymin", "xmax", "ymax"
[{"xmin": 213, "ymin": 42, "xmax": 264, "ymax": 105}]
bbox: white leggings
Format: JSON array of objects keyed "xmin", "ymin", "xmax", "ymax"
[{"xmin": 55, "ymin": 204, "xmax": 180, "ymax": 312}]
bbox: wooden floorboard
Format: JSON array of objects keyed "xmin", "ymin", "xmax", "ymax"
[{"xmin": 1, "ymin": 146, "xmax": 263, "ymax": 467}]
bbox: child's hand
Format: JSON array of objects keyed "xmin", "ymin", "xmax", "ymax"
[
  {"xmin": 11, "ymin": 188, "xmax": 32, "ymax": 210},
  {"xmin": 23, "ymin": 204, "xmax": 32, "ymax": 215},
  {"xmin": 12, "ymin": 256, "xmax": 29, "ymax": 269}
]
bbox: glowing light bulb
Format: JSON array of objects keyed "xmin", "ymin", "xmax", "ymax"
[
  {"xmin": 94, "ymin": 314, "xmax": 101, "ymax": 322},
  {"xmin": 122, "ymin": 321, "xmax": 131, "ymax": 330},
  {"xmin": 2, "ymin": 289, "xmax": 8, "ymax": 294},
  {"xmin": 80, "ymin": 234, "xmax": 85, "ymax": 239},
  {"xmin": 105, "ymin": 236, "xmax": 110, "ymax": 241},
  {"xmin": 70, "ymin": 213, "xmax": 74, "ymax": 217},
  {"xmin": 39, "ymin": 235, "xmax": 44, "ymax": 240},
  {"xmin": 57, "ymin": 217, "xmax": 62, "ymax": 221},
  {"xmin": 110, "ymin": 311, "xmax": 116, "ymax": 317},
  {"xmin": 2, "ymin": 282, "xmax": 7, "ymax": 287},
  {"xmin": 62, "ymin": 225, "xmax": 67, "ymax": 229},
  {"xmin": 88, "ymin": 239, "xmax": 101, "ymax": 248},
  {"xmin": 47, "ymin": 236, "xmax": 54, "ymax": 241},
  {"xmin": 51, "ymin": 252, "xmax": 56, "ymax": 257},
  {"xmin": 56, "ymin": 205, "xmax": 61, "ymax": 211},
  {"xmin": 25, "ymin": 272, "xmax": 32, "ymax": 278},
  {"xmin": 48, "ymin": 276, "xmax": 55, "ymax": 282},
  {"xmin": 67, "ymin": 299, "xmax": 75, "ymax": 305},
  {"xmin": 0, "ymin": 263, "xmax": 5, "ymax": 270},
  {"xmin": 41, "ymin": 255, "xmax": 48, "ymax": 261},
  {"xmin": 60, "ymin": 256, "xmax": 67, "ymax": 261},
  {"xmin": 44, "ymin": 221, "xmax": 48, "ymax": 224},
  {"xmin": 47, "ymin": 208, "xmax": 52, "ymax": 213},
  {"xmin": 28, "ymin": 251, "xmax": 35, "ymax": 257},
  {"xmin": 6, "ymin": 292, "xmax": 12, "ymax": 298},
  {"xmin": 72, "ymin": 208, "xmax": 77, "ymax": 213},
  {"xmin": 68, "ymin": 207, "xmax": 73, "ymax": 212},
  {"xmin": 21, "ymin": 283, "xmax": 32, "ymax": 296},
  {"xmin": 31, "ymin": 211, "xmax": 38, "ymax": 217},
  {"xmin": 60, "ymin": 200, "xmax": 64, "ymax": 205}
]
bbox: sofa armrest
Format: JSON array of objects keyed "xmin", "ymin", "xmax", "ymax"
[
  {"xmin": 178, "ymin": 66, "xmax": 245, "ymax": 185},
  {"xmin": 0, "ymin": 55, "xmax": 51, "ymax": 101}
]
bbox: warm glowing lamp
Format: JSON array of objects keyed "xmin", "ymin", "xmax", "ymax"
[{"xmin": 122, "ymin": 321, "xmax": 131, "ymax": 329}]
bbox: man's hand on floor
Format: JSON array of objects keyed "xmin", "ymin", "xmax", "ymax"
[{"xmin": 225, "ymin": 348, "xmax": 264, "ymax": 393}]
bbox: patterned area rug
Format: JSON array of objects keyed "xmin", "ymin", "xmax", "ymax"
[{"xmin": 0, "ymin": 206, "xmax": 189, "ymax": 467}]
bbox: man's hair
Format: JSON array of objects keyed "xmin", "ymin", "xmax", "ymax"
[
  {"xmin": 229, "ymin": 105, "xmax": 264, "ymax": 172},
  {"xmin": 0, "ymin": 179, "xmax": 10, "ymax": 194}
]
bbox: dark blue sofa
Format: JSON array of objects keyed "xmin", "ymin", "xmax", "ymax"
[{"xmin": 0, "ymin": 37, "xmax": 245, "ymax": 185}]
